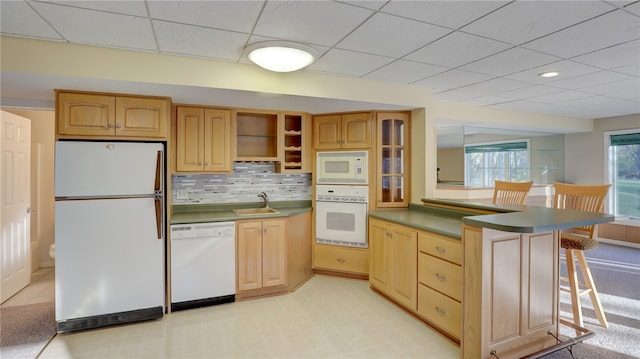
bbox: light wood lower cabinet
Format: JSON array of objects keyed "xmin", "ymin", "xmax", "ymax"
[
  {"xmin": 237, "ymin": 218, "xmax": 286, "ymax": 292},
  {"xmin": 313, "ymin": 244, "xmax": 369, "ymax": 275},
  {"xmin": 462, "ymin": 225, "xmax": 559, "ymax": 359},
  {"xmin": 369, "ymin": 218, "xmax": 417, "ymax": 311}
]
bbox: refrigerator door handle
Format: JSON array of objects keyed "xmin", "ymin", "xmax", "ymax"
[{"xmin": 154, "ymin": 149, "xmax": 164, "ymax": 240}]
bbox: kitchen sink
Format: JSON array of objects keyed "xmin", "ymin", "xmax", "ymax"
[{"xmin": 232, "ymin": 207, "xmax": 280, "ymax": 216}]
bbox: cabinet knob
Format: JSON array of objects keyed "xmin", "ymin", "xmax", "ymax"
[
  {"xmin": 435, "ymin": 246, "xmax": 446, "ymax": 254},
  {"xmin": 337, "ymin": 258, "xmax": 346, "ymax": 263},
  {"xmin": 116, "ymin": 124, "xmax": 121, "ymax": 128},
  {"xmin": 435, "ymin": 306, "xmax": 446, "ymax": 316},
  {"xmin": 108, "ymin": 124, "xmax": 114, "ymax": 128},
  {"xmin": 198, "ymin": 161, "xmax": 202, "ymax": 165},
  {"xmin": 205, "ymin": 162, "xmax": 209, "ymax": 166},
  {"xmin": 435, "ymin": 273, "xmax": 447, "ymax": 281}
]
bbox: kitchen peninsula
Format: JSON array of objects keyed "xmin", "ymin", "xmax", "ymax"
[{"xmin": 369, "ymin": 198, "xmax": 614, "ymax": 359}]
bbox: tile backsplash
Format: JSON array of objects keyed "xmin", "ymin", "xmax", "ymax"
[{"xmin": 172, "ymin": 162, "xmax": 312, "ymax": 205}]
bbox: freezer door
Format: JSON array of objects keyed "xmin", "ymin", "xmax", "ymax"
[
  {"xmin": 55, "ymin": 198, "xmax": 164, "ymax": 321},
  {"xmin": 55, "ymin": 141, "xmax": 164, "ymax": 197}
]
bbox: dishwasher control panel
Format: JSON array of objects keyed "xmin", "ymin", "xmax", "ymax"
[{"xmin": 170, "ymin": 222, "xmax": 235, "ymax": 240}]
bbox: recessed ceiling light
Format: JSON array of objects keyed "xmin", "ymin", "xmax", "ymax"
[
  {"xmin": 538, "ymin": 71, "xmax": 559, "ymax": 78},
  {"xmin": 245, "ymin": 41, "xmax": 317, "ymax": 73}
]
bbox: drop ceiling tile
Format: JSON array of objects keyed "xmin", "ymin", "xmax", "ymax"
[
  {"xmin": 523, "ymin": 10, "xmax": 640, "ymax": 58},
  {"xmin": 571, "ymin": 40, "xmax": 640, "ymax": 69},
  {"xmin": 580, "ymin": 78, "xmax": 640, "ymax": 99},
  {"xmin": 0, "ymin": 1, "xmax": 62, "ymax": 40},
  {"xmin": 154, "ymin": 21, "xmax": 248, "ymax": 61},
  {"xmin": 459, "ymin": 47, "xmax": 561, "ymax": 77},
  {"xmin": 624, "ymin": 1, "xmax": 640, "ymax": 16},
  {"xmin": 463, "ymin": 95, "xmax": 514, "ymax": 106},
  {"xmin": 497, "ymin": 85, "xmax": 565, "ymax": 100},
  {"xmin": 456, "ymin": 78, "xmax": 530, "ymax": 96},
  {"xmin": 337, "ymin": 12, "xmax": 451, "ymax": 58},
  {"xmin": 612, "ymin": 63, "xmax": 640, "ymax": 76},
  {"xmin": 505, "ymin": 60, "xmax": 601, "ymax": 84},
  {"xmin": 405, "ymin": 31, "xmax": 513, "ymax": 68},
  {"xmin": 337, "ymin": 1, "xmax": 388, "ymax": 11},
  {"xmin": 563, "ymin": 96, "xmax": 639, "ymax": 113},
  {"xmin": 413, "ymin": 69, "xmax": 494, "ymax": 92},
  {"xmin": 460, "ymin": 1, "xmax": 615, "ymax": 45},
  {"xmin": 546, "ymin": 70, "xmax": 635, "ymax": 90},
  {"xmin": 46, "ymin": 1, "xmax": 148, "ymax": 16},
  {"xmin": 364, "ymin": 60, "xmax": 448, "ymax": 83},
  {"xmin": 147, "ymin": 1, "xmax": 263, "ymax": 33},
  {"xmin": 307, "ymin": 49, "xmax": 393, "ymax": 77},
  {"xmin": 380, "ymin": 1, "xmax": 509, "ymax": 29},
  {"xmin": 254, "ymin": 1, "xmax": 373, "ymax": 46},
  {"xmin": 29, "ymin": 1, "xmax": 157, "ymax": 50},
  {"xmin": 529, "ymin": 90, "xmax": 593, "ymax": 104}
]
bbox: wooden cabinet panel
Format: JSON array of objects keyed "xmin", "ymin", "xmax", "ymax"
[
  {"xmin": 203, "ymin": 109, "xmax": 231, "ymax": 172},
  {"xmin": 418, "ymin": 232, "xmax": 462, "ymax": 265},
  {"xmin": 419, "ymin": 253, "xmax": 462, "ymax": 302},
  {"xmin": 369, "ymin": 220, "xmax": 390, "ymax": 288},
  {"xmin": 176, "ymin": 107, "xmax": 204, "ymax": 172},
  {"xmin": 313, "ymin": 244, "xmax": 369, "ymax": 275},
  {"xmin": 57, "ymin": 92, "xmax": 115, "ymax": 136},
  {"xmin": 176, "ymin": 106, "xmax": 231, "ymax": 172},
  {"xmin": 418, "ymin": 284, "xmax": 461, "ymax": 340},
  {"xmin": 236, "ymin": 219, "xmax": 286, "ymax": 293},
  {"xmin": 313, "ymin": 113, "xmax": 371, "ymax": 149},
  {"xmin": 116, "ymin": 96, "xmax": 168, "ymax": 138}
]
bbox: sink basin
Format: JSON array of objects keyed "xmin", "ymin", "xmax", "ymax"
[{"xmin": 232, "ymin": 208, "xmax": 280, "ymax": 216}]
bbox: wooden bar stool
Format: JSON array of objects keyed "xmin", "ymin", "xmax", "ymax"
[
  {"xmin": 492, "ymin": 180, "xmax": 533, "ymax": 205},
  {"xmin": 552, "ymin": 182, "xmax": 611, "ymax": 330}
]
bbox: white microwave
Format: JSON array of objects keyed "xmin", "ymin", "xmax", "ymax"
[{"xmin": 316, "ymin": 151, "xmax": 368, "ymax": 185}]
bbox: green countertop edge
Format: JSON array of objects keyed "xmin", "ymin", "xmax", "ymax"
[
  {"xmin": 369, "ymin": 204, "xmax": 468, "ymax": 239},
  {"xmin": 170, "ymin": 200, "xmax": 312, "ymax": 224}
]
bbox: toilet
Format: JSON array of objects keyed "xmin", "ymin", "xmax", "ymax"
[{"xmin": 49, "ymin": 243, "xmax": 55, "ymax": 259}]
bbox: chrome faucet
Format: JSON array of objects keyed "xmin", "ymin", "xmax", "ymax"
[{"xmin": 258, "ymin": 192, "xmax": 271, "ymax": 208}]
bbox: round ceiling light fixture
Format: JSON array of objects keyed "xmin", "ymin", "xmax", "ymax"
[
  {"xmin": 538, "ymin": 71, "xmax": 559, "ymax": 78},
  {"xmin": 245, "ymin": 41, "xmax": 318, "ymax": 73}
]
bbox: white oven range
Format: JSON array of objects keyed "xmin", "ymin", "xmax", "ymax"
[{"xmin": 315, "ymin": 185, "xmax": 368, "ymax": 248}]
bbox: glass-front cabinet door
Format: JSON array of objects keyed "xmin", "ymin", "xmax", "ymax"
[{"xmin": 376, "ymin": 112, "xmax": 410, "ymax": 208}]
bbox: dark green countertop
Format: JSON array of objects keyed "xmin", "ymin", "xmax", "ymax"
[
  {"xmin": 370, "ymin": 199, "xmax": 615, "ymax": 237},
  {"xmin": 170, "ymin": 200, "xmax": 312, "ymax": 224}
]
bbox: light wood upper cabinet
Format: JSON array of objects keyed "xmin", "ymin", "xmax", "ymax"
[
  {"xmin": 313, "ymin": 112, "xmax": 372, "ymax": 149},
  {"xmin": 176, "ymin": 106, "xmax": 231, "ymax": 172},
  {"xmin": 369, "ymin": 218, "xmax": 418, "ymax": 311},
  {"xmin": 236, "ymin": 218, "xmax": 287, "ymax": 292},
  {"xmin": 57, "ymin": 91, "xmax": 169, "ymax": 139},
  {"xmin": 376, "ymin": 112, "xmax": 410, "ymax": 208}
]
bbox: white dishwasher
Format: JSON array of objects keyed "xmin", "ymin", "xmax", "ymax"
[{"xmin": 170, "ymin": 221, "xmax": 236, "ymax": 311}]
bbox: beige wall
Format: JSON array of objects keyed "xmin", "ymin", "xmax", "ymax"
[
  {"xmin": 436, "ymin": 148, "xmax": 464, "ymax": 183},
  {"xmin": 5, "ymin": 109, "xmax": 56, "ymax": 268}
]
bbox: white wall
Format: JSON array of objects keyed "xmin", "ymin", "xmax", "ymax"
[
  {"xmin": 564, "ymin": 114, "xmax": 640, "ymax": 185},
  {"xmin": 5, "ymin": 109, "xmax": 56, "ymax": 268}
]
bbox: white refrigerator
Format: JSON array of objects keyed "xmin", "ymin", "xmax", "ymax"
[{"xmin": 54, "ymin": 141, "xmax": 165, "ymax": 332}]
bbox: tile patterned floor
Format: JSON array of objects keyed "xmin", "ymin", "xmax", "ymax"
[{"xmin": 40, "ymin": 275, "xmax": 461, "ymax": 358}]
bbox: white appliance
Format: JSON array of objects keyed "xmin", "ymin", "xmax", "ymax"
[
  {"xmin": 315, "ymin": 185, "xmax": 368, "ymax": 248},
  {"xmin": 316, "ymin": 151, "xmax": 368, "ymax": 184},
  {"xmin": 54, "ymin": 141, "xmax": 165, "ymax": 332},
  {"xmin": 170, "ymin": 221, "xmax": 235, "ymax": 311}
]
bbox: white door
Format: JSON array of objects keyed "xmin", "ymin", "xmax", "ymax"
[{"xmin": 1, "ymin": 110, "xmax": 31, "ymax": 303}]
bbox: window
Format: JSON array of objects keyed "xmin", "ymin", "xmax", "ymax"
[
  {"xmin": 606, "ymin": 129, "xmax": 640, "ymax": 220},
  {"xmin": 465, "ymin": 140, "xmax": 530, "ymax": 187}
]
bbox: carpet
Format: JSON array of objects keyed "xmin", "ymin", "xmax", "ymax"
[{"xmin": 0, "ymin": 301, "xmax": 56, "ymax": 359}]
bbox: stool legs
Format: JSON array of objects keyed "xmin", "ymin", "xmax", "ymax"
[{"xmin": 564, "ymin": 248, "xmax": 609, "ymax": 330}]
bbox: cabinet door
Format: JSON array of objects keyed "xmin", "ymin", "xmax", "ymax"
[
  {"xmin": 237, "ymin": 221, "xmax": 264, "ymax": 291},
  {"xmin": 176, "ymin": 107, "xmax": 204, "ymax": 172},
  {"xmin": 313, "ymin": 115, "xmax": 341, "ymax": 149},
  {"xmin": 203, "ymin": 109, "xmax": 231, "ymax": 172},
  {"xmin": 342, "ymin": 113, "xmax": 372, "ymax": 149},
  {"xmin": 262, "ymin": 219, "xmax": 286, "ymax": 287},
  {"xmin": 390, "ymin": 225, "xmax": 417, "ymax": 310},
  {"xmin": 116, "ymin": 96, "xmax": 168, "ymax": 138},
  {"xmin": 369, "ymin": 219, "xmax": 391, "ymax": 291},
  {"xmin": 376, "ymin": 112, "xmax": 410, "ymax": 208},
  {"xmin": 57, "ymin": 92, "xmax": 115, "ymax": 136}
]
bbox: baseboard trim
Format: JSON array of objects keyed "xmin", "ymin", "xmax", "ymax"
[{"xmin": 599, "ymin": 237, "xmax": 640, "ymax": 249}]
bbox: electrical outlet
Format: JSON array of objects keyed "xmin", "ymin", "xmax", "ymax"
[{"xmin": 177, "ymin": 189, "xmax": 189, "ymax": 200}]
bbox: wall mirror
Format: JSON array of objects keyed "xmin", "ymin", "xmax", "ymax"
[{"xmin": 436, "ymin": 126, "xmax": 564, "ymax": 187}]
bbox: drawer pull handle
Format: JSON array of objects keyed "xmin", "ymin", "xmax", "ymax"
[
  {"xmin": 435, "ymin": 273, "xmax": 447, "ymax": 281},
  {"xmin": 435, "ymin": 246, "xmax": 446, "ymax": 254},
  {"xmin": 337, "ymin": 258, "xmax": 346, "ymax": 263},
  {"xmin": 435, "ymin": 306, "xmax": 446, "ymax": 316}
]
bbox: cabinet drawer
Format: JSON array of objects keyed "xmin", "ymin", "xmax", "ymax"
[
  {"xmin": 418, "ymin": 253, "xmax": 462, "ymax": 301},
  {"xmin": 418, "ymin": 232, "xmax": 462, "ymax": 265},
  {"xmin": 314, "ymin": 245, "xmax": 369, "ymax": 274},
  {"xmin": 418, "ymin": 284, "xmax": 461, "ymax": 340}
]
